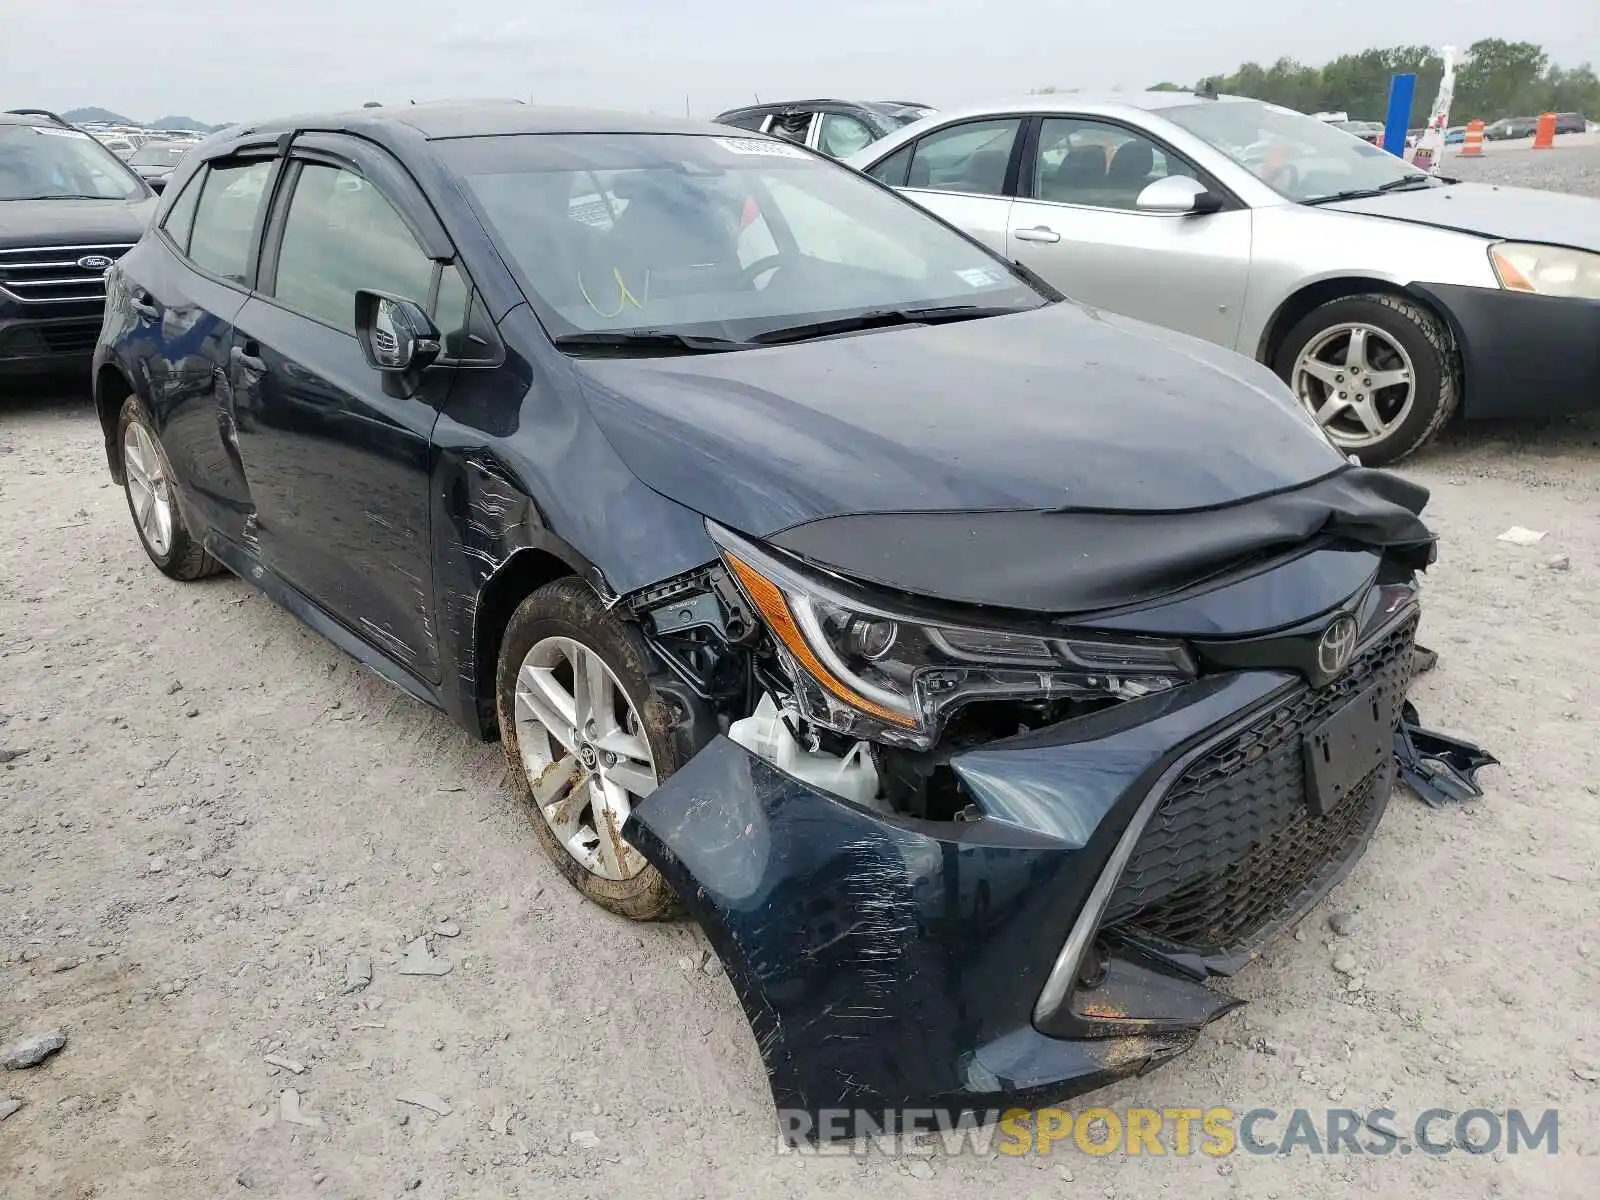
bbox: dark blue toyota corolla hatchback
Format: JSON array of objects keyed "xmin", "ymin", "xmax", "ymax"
[{"xmin": 94, "ymin": 102, "xmax": 1439, "ymax": 1135}]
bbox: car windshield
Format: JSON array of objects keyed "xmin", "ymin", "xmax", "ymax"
[
  {"xmin": 441, "ymin": 132, "xmax": 1043, "ymax": 344},
  {"xmin": 0, "ymin": 124, "xmax": 144, "ymax": 201},
  {"xmin": 1163, "ymin": 100, "xmax": 1428, "ymax": 203},
  {"xmin": 130, "ymin": 143, "xmax": 188, "ymax": 166}
]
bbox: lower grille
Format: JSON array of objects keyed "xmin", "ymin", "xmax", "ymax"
[
  {"xmin": 1102, "ymin": 616, "xmax": 1418, "ymax": 962},
  {"xmin": 0, "ymin": 243, "xmax": 132, "ymax": 306},
  {"xmin": 0, "ymin": 317, "xmax": 101, "ymax": 360}
]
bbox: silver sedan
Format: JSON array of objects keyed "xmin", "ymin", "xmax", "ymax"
[{"xmin": 848, "ymin": 93, "xmax": 1600, "ymax": 464}]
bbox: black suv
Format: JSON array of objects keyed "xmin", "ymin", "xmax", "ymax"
[
  {"xmin": 0, "ymin": 109, "xmax": 157, "ymax": 377},
  {"xmin": 713, "ymin": 98, "xmax": 934, "ymax": 157}
]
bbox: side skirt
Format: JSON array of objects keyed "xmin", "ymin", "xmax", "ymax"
[{"xmin": 205, "ymin": 533, "xmax": 444, "ymax": 712}]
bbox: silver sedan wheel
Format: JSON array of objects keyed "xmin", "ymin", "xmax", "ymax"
[
  {"xmin": 123, "ymin": 422, "xmax": 173, "ymax": 557},
  {"xmin": 513, "ymin": 636, "xmax": 659, "ymax": 882},
  {"xmin": 1291, "ymin": 322, "xmax": 1417, "ymax": 450}
]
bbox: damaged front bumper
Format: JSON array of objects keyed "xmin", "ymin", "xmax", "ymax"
[{"xmin": 624, "ymin": 609, "xmax": 1419, "ymax": 1134}]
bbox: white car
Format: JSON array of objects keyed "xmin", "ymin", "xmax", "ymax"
[{"xmin": 848, "ymin": 92, "xmax": 1600, "ymax": 463}]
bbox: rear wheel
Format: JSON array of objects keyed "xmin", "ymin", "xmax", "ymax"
[
  {"xmin": 117, "ymin": 397, "xmax": 222, "ymax": 580},
  {"xmin": 1274, "ymin": 293, "xmax": 1459, "ymax": 466},
  {"xmin": 494, "ymin": 577, "xmax": 682, "ymax": 920}
]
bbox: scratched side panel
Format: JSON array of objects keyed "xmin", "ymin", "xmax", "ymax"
[{"xmin": 428, "ymin": 305, "xmax": 722, "ymax": 731}]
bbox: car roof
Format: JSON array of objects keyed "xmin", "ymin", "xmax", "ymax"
[
  {"xmin": 873, "ymin": 91, "xmax": 1256, "ymax": 131},
  {"xmin": 226, "ymin": 101, "xmax": 733, "ymax": 142}
]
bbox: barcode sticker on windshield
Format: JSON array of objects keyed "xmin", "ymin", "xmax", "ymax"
[
  {"xmin": 713, "ymin": 137, "xmax": 808, "ymax": 159},
  {"xmin": 956, "ymin": 267, "xmax": 1002, "ymax": 288},
  {"xmin": 32, "ymin": 127, "xmax": 91, "ymax": 138}
]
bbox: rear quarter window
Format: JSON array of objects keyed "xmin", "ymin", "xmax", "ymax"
[{"xmin": 188, "ymin": 160, "xmax": 272, "ymax": 283}]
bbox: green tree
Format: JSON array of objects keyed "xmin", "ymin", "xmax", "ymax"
[{"xmin": 1456, "ymin": 39, "xmax": 1549, "ymax": 118}]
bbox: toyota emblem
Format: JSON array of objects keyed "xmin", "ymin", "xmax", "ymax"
[
  {"xmin": 77, "ymin": 254, "xmax": 113, "ymax": 273},
  {"xmin": 1316, "ymin": 614, "xmax": 1359, "ymax": 680}
]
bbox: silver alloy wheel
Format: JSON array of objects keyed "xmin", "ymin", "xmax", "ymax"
[
  {"xmin": 123, "ymin": 422, "xmax": 174, "ymax": 557},
  {"xmin": 1291, "ymin": 322, "xmax": 1417, "ymax": 450},
  {"xmin": 513, "ymin": 636, "xmax": 659, "ymax": 882}
]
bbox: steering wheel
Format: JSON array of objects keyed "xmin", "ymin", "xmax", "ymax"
[
  {"xmin": 740, "ymin": 255, "xmax": 784, "ymax": 289},
  {"xmin": 1261, "ymin": 161, "xmax": 1301, "ymax": 190}
]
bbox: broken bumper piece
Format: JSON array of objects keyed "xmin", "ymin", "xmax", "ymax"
[{"xmin": 625, "ymin": 620, "xmax": 1421, "ymax": 1138}]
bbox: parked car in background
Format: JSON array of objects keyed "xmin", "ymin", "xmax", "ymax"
[
  {"xmin": 850, "ymin": 91, "xmax": 1600, "ymax": 463},
  {"xmin": 127, "ymin": 140, "xmax": 191, "ymax": 191},
  {"xmin": 0, "ymin": 108, "xmax": 156, "ymax": 378},
  {"xmin": 1444, "ymin": 125, "xmax": 1467, "ymax": 145},
  {"xmin": 1554, "ymin": 112, "xmax": 1587, "ymax": 134},
  {"xmin": 1485, "ymin": 117, "xmax": 1538, "ymax": 140},
  {"xmin": 93, "ymin": 101, "xmax": 1440, "ymax": 1133},
  {"xmin": 1334, "ymin": 120, "xmax": 1385, "ymax": 145},
  {"xmin": 713, "ymin": 98, "xmax": 934, "ymax": 157}
]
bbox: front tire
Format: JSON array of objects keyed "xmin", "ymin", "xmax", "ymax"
[
  {"xmin": 1274, "ymin": 293, "xmax": 1460, "ymax": 466},
  {"xmin": 117, "ymin": 397, "xmax": 222, "ymax": 580},
  {"xmin": 494, "ymin": 577, "xmax": 682, "ymax": 921}
]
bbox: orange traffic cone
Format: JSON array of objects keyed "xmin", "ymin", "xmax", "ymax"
[
  {"xmin": 1533, "ymin": 113, "xmax": 1556, "ymax": 149},
  {"xmin": 1461, "ymin": 120, "xmax": 1485, "ymax": 157}
]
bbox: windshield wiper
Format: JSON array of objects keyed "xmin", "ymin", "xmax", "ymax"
[
  {"xmin": 1302, "ymin": 176, "xmax": 1439, "ymax": 205},
  {"xmin": 748, "ymin": 303, "xmax": 1020, "ymax": 346},
  {"xmin": 552, "ymin": 328, "xmax": 748, "ymax": 355}
]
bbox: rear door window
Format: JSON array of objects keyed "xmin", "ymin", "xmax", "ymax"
[
  {"xmin": 907, "ymin": 119, "xmax": 1021, "ymax": 196},
  {"xmin": 187, "ymin": 160, "xmax": 272, "ymax": 283},
  {"xmin": 160, "ymin": 169, "xmax": 205, "ymax": 253}
]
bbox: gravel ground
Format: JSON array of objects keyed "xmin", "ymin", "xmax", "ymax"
[
  {"xmin": 1445, "ymin": 132, "xmax": 1600, "ymax": 196},
  {"xmin": 3, "ymin": 151, "xmax": 1600, "ymax": 1199}
]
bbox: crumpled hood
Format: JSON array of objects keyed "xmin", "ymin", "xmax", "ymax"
[
  {"xmin": 0, "ymin": 196, "xmax": 156, "ymax": 251},
  {"xmin": 1323, "ymin": 182, "xmax": 1600, "ymax": 251},
  {"xmin": 572, "ymin": 303, "xmax": 1345, "ymax": 537}
]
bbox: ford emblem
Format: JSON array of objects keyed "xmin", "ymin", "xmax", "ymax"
[{"xmin": 77, "ymin": 254, "xmax": 113, "ymax": 273}]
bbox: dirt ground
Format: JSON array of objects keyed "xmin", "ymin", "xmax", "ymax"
[{"xmin": 4, "ymin": 156, "xmax": 1600, "ymax": 1200}]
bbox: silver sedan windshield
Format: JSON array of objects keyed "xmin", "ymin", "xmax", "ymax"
[{"xmin": 1163, "ymin": 100, "xmax": 1428, "ymax": 202}]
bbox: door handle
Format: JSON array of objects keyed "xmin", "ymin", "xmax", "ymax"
[
  {"xmin": 231, "ymin": 343, "xmax": 267, "ymax": 374},
  {"xmin": 130, "ymin": 292, "xmax": 158, "ymax": 321},
  {"xmin": 1013, "ymin": 226, "xmax": 1061, "ymax": 244}
]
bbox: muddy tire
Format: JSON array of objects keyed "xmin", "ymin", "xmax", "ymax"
[
  {"xmin": 494, "ymin": 577, "xmax": 682, "ymax": 921},
  {"xmin": 1273, "ymin": 293, "xmax": 1460, "ymax": 466},
  {"xmin": 117, "ymin": 397, "xmax": 223, "ymax": 581}
]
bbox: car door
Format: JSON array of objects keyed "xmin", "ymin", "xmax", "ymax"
[
  {"xmin": 227, "ymin": 135, "xmax": 456, "ymax": 683},
  {"xmin": 132, "ymin": 152, "xmax": 277, "ymax": 546},
  {"xmin": 868, "ymin": 117, "xmax": 1022, "ymax": 257},
  {"xmin": 1006, "ymin": 115, "xmax": 1252, "ymax": 349}
]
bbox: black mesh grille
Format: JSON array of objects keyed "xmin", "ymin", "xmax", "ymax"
[{"xmin": 1102, "ymin": 616, "xmax": 1418, "ymax": 960}]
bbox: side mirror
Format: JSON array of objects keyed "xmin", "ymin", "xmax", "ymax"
[
  {"xmin": 355, "ymin": 290, "xmax": 440, "ymax": 374},
  {"xmin": 1135, "ymin": 175, "xmax": 1223, "ymax": 215}
]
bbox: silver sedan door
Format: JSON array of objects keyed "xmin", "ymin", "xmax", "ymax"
[
  {"xmin": 879, "ymin": 117, "xmax": 1023, "ymax": 257},
  {"xmin": 1008, "ymin": 116, "xmax": 1252, "ymax": 350}
]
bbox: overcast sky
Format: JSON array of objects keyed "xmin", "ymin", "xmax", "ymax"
[{"xmin": 4, "ymin": 0, "xmax": 1597, "ymax": 123}]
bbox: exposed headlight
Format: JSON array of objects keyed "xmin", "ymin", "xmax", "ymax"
[
  {"xmin": 709, "ymin": 524, "xmax": 1196, "ymax": 750},
  {"xmin": 1489, "ymin": 242, "xmax": 1600, "ymax": 300}
]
